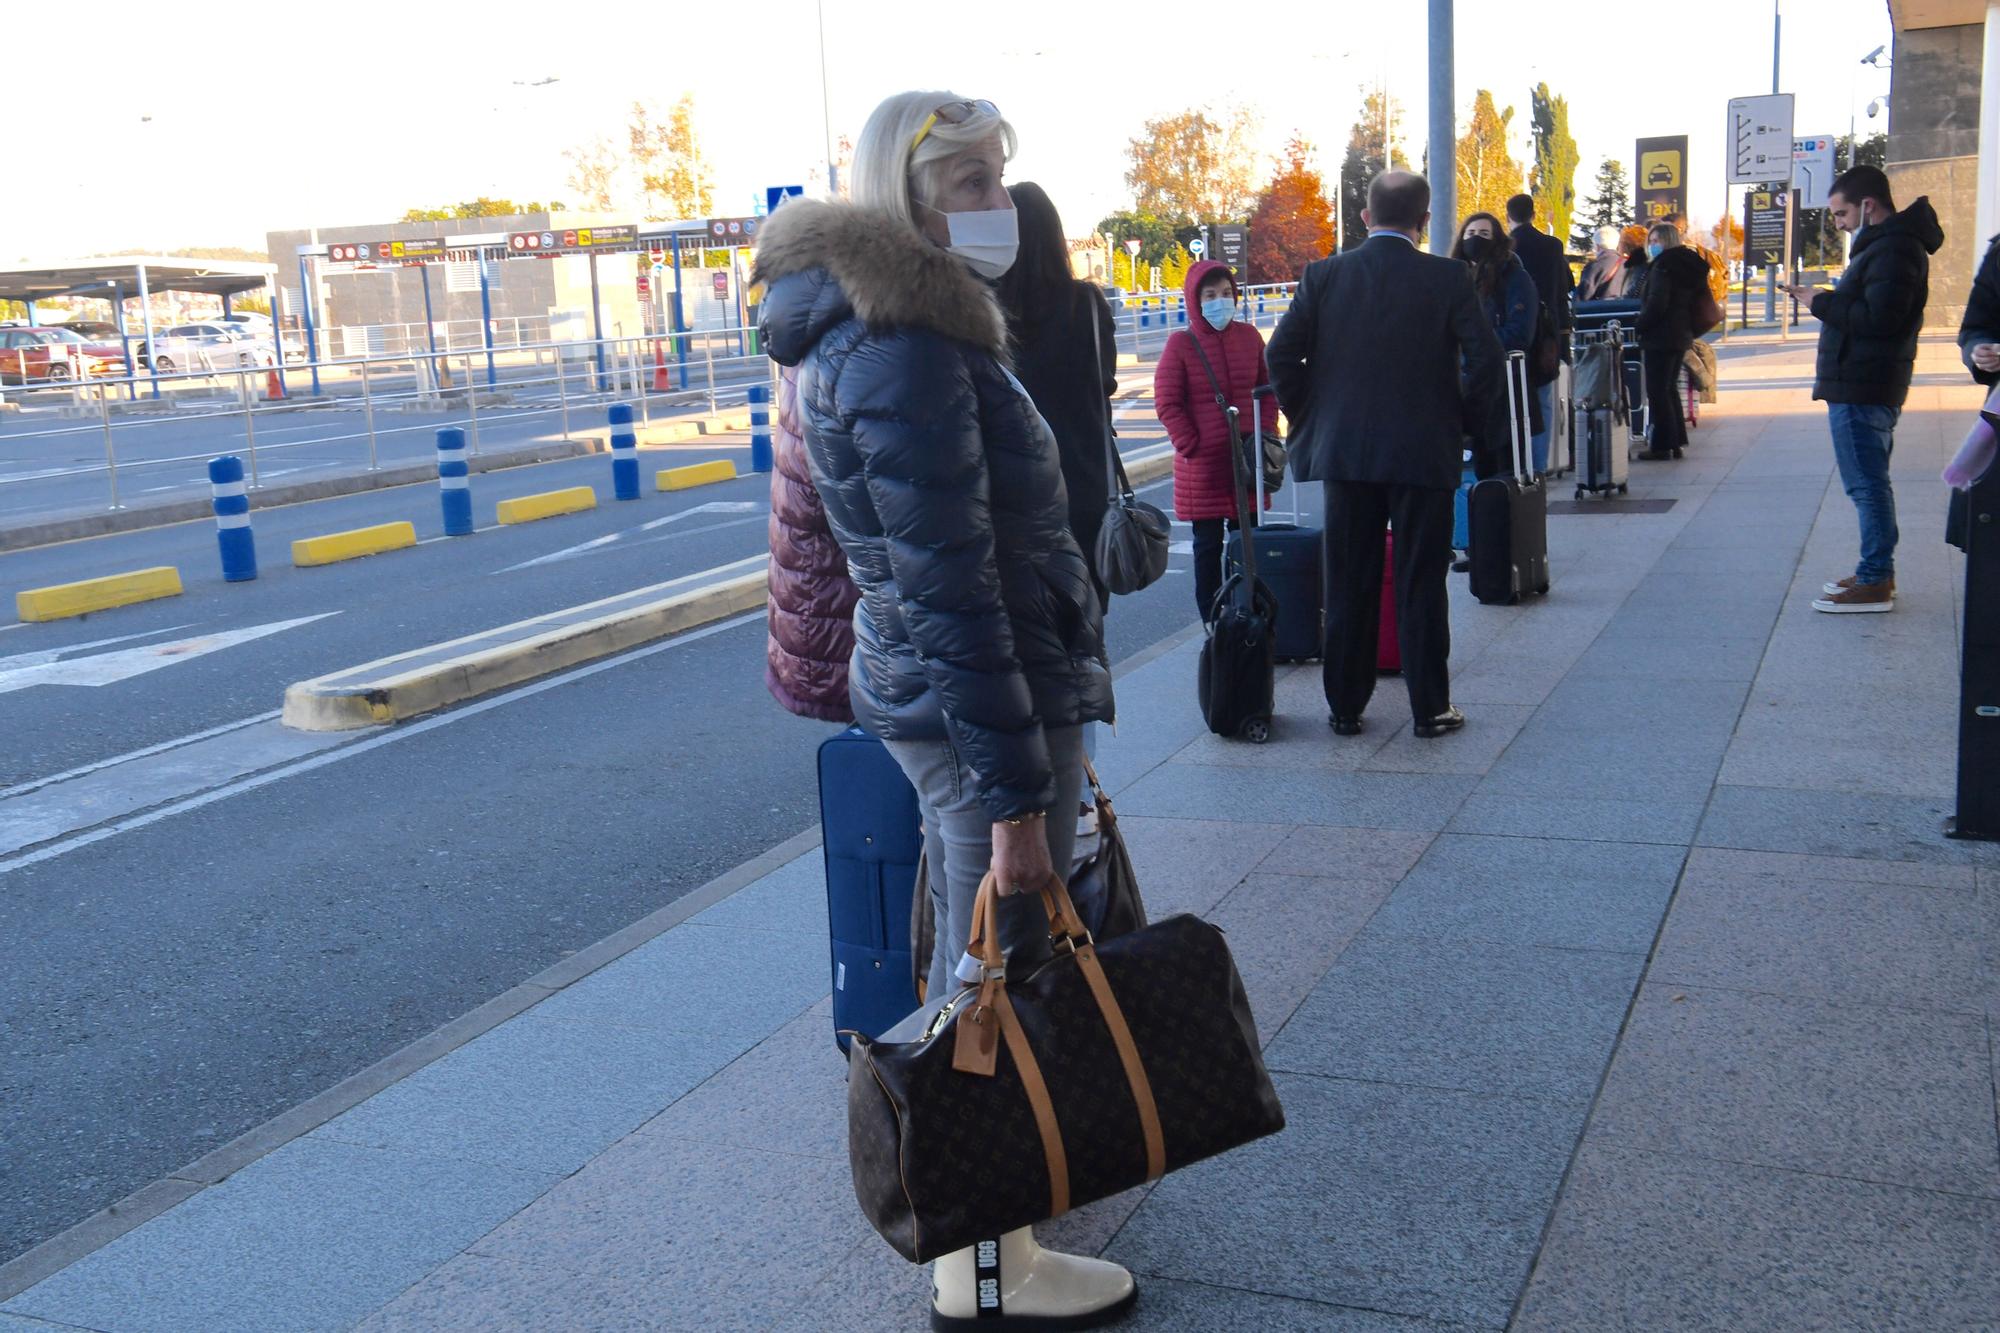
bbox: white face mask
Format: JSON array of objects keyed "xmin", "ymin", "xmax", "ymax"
[{"xmin": 940, "ymin": 207, "xmax": 1019, "ymax": 279}]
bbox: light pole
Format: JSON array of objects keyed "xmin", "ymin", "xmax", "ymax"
[
  {"xmin": 818, "ymin": 0, "xmax": 838, "ymax": 196},
  {"xmin": 1428, "ymin": 0, "xmax": 1455, "ymax": 254}
]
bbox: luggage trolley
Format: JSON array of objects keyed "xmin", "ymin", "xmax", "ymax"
[{"xmin": 1570, "ymin": 323, "xmax": 1633, "ymax": 499}]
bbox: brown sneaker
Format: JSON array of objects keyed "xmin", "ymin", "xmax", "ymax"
[
  {"xmin": 1821, "ymin": 574, "xmax": 1896, "ymax": 596},
  {"xmin": 1812, "ymin": 579, "xmax": 1895, "ymax": 613}
]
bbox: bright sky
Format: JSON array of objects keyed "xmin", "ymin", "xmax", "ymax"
[{"xmin": 2, "ymin": 0, "xmax": 1893, "ymax": 261}]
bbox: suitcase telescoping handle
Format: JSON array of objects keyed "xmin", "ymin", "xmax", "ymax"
[
  {"xmin": 1503, "ymin": 350, "xmax": 1532, "ymax": 486},
  {"xmin": 1252, "ymin": 384, "xmax": 1297, "ymax": 524},
  {"xmin": 1224, "ymin": 405, "xmax": 1259, "ymax": 584}
]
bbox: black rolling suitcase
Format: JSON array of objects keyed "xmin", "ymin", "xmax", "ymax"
[
  {"xmin": 1226, "ymin": 385, "xmax": 1322, "ymax": 661},
  {"xmin": 1469, "ymin": 351, "xmax": 1551, "ymax": 606},
  {"xmin": 1199, "ymin": 405, "xmax": 1277, "ymax": 743},
  {"xmin": 817, "ymin": 726, "xmax": 922, "ymax": 1052},
  {"xmin": 1572, "ymin": 328, "xmax": 1631, "ymax": 498}
]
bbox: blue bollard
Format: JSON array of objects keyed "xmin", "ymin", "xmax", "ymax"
[
  {"xmin": 437, "ymin": 427, "xmax": 473, "ymax": 536},
  {"xmin": 207, "ymin": 455, "xmax": 257, "ymax": 582},
  {"xmin": 748, "ymin": 384, "xmax": 773, "ymax": 474},
  {"xmin": 609, "ymin": 403, "xmax": 640, "ymax": 501}
]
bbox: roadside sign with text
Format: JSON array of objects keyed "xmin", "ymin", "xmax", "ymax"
[
  {"xmin": 506, "ymin": 225, "xmax": 640, "ymax": 255},
  {"xmin": 712, "ymin": 271, "xmax": 730, "ymax": 301},
  {"xmin": 1745, "ymin": 186, "xmax": 1787, "ymax": 267},
  {"xmin": 1213, "ymin": 224, "xmax": 1248, "ymax": 271},
  {"xmin": 708, "ymin": 217, "xmax": 760, "ymax": 241},
  {"xmin": 1634, "ymin": 135, "xmax": 1689, "ymax": 222},
  {"xmin": 1728, "ymin": 94, "xmax": 1795, "ymax": 185},
  {"xmin": 1792, "ymin": 136, "xmax": 1836, "ymax": 210}
]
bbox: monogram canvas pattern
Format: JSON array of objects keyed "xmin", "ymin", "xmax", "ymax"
[{"xmin": 847, "ymin": 912, "xmax": 1285, "ymax": 1262}]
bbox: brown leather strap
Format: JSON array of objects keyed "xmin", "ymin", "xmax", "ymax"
[
  {"xmin": 1071, "ymin": 943, "xmax": 1167, "ymax": 1181},
  {"xmin": 994, "ymin": 985, "xmax": 1070, "ymax": 1217}
]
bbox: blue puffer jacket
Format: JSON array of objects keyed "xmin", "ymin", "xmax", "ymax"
[{"xmin": 754, "ymin": 200, "xmax": 1113, "ymax": 821}]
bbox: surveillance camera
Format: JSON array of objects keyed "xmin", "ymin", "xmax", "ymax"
[
  {"xmin": 1867, "ymin": 99, "xmax": 1883, "ymax": 119},
  {"xmin": 1861, "ymin": 44, "xmax": 1885, "ymax": 65}
]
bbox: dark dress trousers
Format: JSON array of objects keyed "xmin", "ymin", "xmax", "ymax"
[{"xmin": 1267, "ymin": 233, "xmax": 1504, "ymax": 723}]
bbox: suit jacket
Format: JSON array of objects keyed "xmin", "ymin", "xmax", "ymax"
[
  {"xmin": 1268, "ymin": 234, "xmax": 1504, "ymax": 493},
  {"xmin": 1510, "ymin": 224, "xmax": 1574, "ymax": 328}
]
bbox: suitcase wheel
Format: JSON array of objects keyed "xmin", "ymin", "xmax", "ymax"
[
  {"xmin": 1575, "ymin": 486, "xmax": 1585, "ymax": 500},
  {"xmin": 1536, "ymin": 582, "xmax": 1551, "ymax": 596},
  {"xmin": 1240, "ymin": 718, "xmax": 1271, "ymax": 745},
  {"xmin": 1618, "ymin": 484, "xmax": 1628, "ymax": 495}
]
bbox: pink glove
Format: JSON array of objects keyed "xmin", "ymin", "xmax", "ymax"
[{"xmin": 1944, "ymin": 394, "xmax": 2000, "ymax": 490}]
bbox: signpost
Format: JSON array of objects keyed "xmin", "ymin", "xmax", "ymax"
[
  {"xmin": 1745, "ymin": 187, "xmax": 1787, "ymax": 267},
  {"xmin": 1727, "ymin": 94, "xmax": 1795, "ymax": 184},
  {"xmin": 712, "ymin": 271, "xmax": 729, "ymax": 301},
  {"xmin": 1187, "ymin": 238, "xmax": 1206, "ymax": 258},
  {"xmin": 1634, "ymin": 135, "xmax": 1689, "ymax": 223},
  {"xmin": 373, "ymin": 238, "xmax": 445, "ymax": 263},
  {"xmin": 506, "ymin": 225, "xmax": 639, "ymax": 255},
  {"xmin": 708, "ymin": 217, "xmax": 760, "ymax": 242},
  {"xmin": 1792, "ymin": 136, "xmax": 1835, "ymax": 210},
  {"xmin": 1728, "ymin": 94, "xmax": 1796, "ymax": 337},
  {"xmin": 765, "ymin": 185, "xmax": 805, "ymax": 215},
  {"xmin": 1213, "ymin": 224, "xmax": 1248, "ymax": 273}
]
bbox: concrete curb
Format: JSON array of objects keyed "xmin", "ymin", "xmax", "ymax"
[
  {"xmin": 15, "ymin": 566, "xmax": 184, "ymax": 622},
  {"xmin": 281, "ymin": 565, "xmax": 769, "ymax": 731},
  {"xmin": 291, "ymin": 522, "xmax": 416, "ymax": 569},
  {"xmin": 0, "ymin": 438, "xmax": 610, "ymax": 555},
  {"xmin": 1124, "ymin": 447, "xmax": 1173, "ymax": 487}
]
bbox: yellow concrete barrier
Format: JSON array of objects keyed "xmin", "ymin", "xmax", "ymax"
[
  {"xmin": 16, "ymin": 566, "xmax": 182, "ymax": 622},
  {"xmin": 496, "ymin": 486, "xmax": 597, "ymax": 525},
  {"xmin": 645, "ymin": 420, "xmax": 703, "ymax": 444},
  {"xmin": 657, "ymin": 460, "xmax": 738, "ymax": 492},
  {"xmin": 291, "ymin": 521, "xmax": 417, "ymax": 568},
  {"xmin": 698, "ymin": 412, "xmax": 752, "ymax": 435},
  {"xmin": 1115, "ymin": 352, "xmax": 1139, "ymax": 367}
]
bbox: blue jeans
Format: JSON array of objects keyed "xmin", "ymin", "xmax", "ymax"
[
  {"xmin": 1827, "ymin": 402, "xmax": 1901, "ymax": 584},
  {"xmin": 1530, "ymin": 381, "xmax": 1552, "ymax": 474}
]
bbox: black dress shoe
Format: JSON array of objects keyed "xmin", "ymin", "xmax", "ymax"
[
  {"xmin": 1329, "ymin": 715, "xmax": 1362, "ymax": 736},
  {"xmin": 1414, "ymin": 706, "xmax": 1466, "ymax": 739},
  {"xmin": 1635, "ymin": 448, "xmax": 1676, "ymax": 461},
  {"xmin": 1451, "ymin": 557, "xmax": 1471, "ymax": 573}
]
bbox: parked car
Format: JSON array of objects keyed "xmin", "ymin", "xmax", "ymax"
[
  {"xmin": 212, "ymin": 312, "xmax": 307, "ymax": 363},
  {"xmin": 0, "ymin": 327, "xmax": 123, "ymax": 385},
  {"xmin": 136, "ymin": 322, "xmax": 277, "ymax": 374},
  {"xmin": 61, "ymin": 320, "xmax": 124, "ymax": 341}
]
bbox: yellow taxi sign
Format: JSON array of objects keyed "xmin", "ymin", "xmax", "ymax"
[{"xmin": 1640, "ymin": 150, "xmax": 1681, "ymax": 191}]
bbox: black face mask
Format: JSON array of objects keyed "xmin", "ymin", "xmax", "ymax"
[{"xmin": 1460, "ymin": 235, "xmax": 1493, "ymax": 263}]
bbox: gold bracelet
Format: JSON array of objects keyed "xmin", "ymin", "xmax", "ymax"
[{"xmin": 998, "ymin": 811, "xmax": 1047, "ymax": 826}]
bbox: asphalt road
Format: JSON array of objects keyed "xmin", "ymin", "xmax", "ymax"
[{"xmin": 0, "ymin": 390, "xmax": 1257, "ymax": 1268}]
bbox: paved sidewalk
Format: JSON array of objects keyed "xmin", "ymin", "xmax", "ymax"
[{"xmin": 5, "ymin": 337, "xmax": 1997, "ymax": 1331}]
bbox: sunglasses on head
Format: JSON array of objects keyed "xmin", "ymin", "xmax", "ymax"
[{"xmin": 909, "ymin": 99, "xmax": 999, "ymax": 155}]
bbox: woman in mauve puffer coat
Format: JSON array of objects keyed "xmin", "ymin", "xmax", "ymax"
[
  {"xmin": 1153, "ymin": 258, "xmax": 1270, "ymax": 622},
  {"xmin": 764, "ymin": 362, "xmax": 857, "ymax": 722}
]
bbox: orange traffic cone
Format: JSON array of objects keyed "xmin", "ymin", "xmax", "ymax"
[
  {"xmin": 652, "ymin": 340, "xmax": 670, "ymax": 393},
  {"xmin": 264, "ymin": 369, "xmax": 285, "ymax": 400}
]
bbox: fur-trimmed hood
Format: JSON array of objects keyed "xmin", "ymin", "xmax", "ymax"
[{"xmin": 754, "ymin": 199, "xmax": 1008, "ymax": 367}]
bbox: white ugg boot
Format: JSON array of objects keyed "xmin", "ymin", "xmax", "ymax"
[{"xmin": 930, "ymin": 1226, "xmax": 1137, "ymax": 1330}]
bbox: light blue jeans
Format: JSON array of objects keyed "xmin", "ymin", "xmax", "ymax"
[
  {"xmin": 1827, "ymin": 402, "xmax": 1901, "ymax": 584},
  {"xmin": 1531, "ymin": 380, "xmax": 1552, "ymax": 475},
  {"xmin": 883, "ymin": 726, "xmax": 1084, "ymax": 1003}
]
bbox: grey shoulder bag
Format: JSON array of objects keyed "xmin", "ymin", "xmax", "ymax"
[{"xmin": 1090, "ymin": 304, "xmax": 1171, "ymax": 595}]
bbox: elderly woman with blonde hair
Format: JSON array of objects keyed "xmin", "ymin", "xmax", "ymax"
[{"xmin": 755, "ymin": 91, "xmax": 1129, "ymax": 1329}]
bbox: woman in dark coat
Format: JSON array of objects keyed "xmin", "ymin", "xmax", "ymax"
[
  {"xmin": 1634, "ymin": 222, "xmax": 1712, "ymax": 460},
  {"xmin": 1451, "ymin": 211, "xmax": 1539, "ymax": 477},
  {"xmin": 755, "ymin": 89, "xmax": 1129, "ymax": 1330},
  {"xmin": 995, "ymin": 181, "xmax": 1118, "ymax": 606}
]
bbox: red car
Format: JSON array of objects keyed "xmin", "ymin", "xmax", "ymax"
[{"xmin": 0, "ymin": 326, "xmax": 124, "ymax": 384}]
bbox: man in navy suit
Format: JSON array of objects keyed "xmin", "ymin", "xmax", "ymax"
[{"xmin": 1268, "ymin": 171, "xmax": 1503, "ymax": 739}]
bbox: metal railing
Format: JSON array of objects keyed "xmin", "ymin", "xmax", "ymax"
[{"xmin": 0, "ymin": 327, "xmax": 777, "ymax": 518}]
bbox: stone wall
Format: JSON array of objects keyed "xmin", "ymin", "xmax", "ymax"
[{"xmin": 1889, "ymin": 23, "xmax": 1984, "ymax": 328}]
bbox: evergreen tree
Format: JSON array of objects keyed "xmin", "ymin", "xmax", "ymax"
[
  {"xmin": 1527, "ymin": 84, "xmax": 1579, "ymax": 246},
  {"xmin": 1336, "ymin": 87, "xmax": 1410, "ymax": 251},
  {"xmin": 1571, "ymin": 158, "xmax": 1632, "ymax": 251},
  {"xmin": 1453, "ymin": 91, "xmax": 1523, "ymax": 227}
]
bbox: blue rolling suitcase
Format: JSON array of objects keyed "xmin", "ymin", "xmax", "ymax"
[
  {"xmin": 817, "ymin": 726, "xmax": 922, "ymax": 1053},
  {"xmin": 1225, "ymin": 387, "xmax": 1322, "ymax": 661}
]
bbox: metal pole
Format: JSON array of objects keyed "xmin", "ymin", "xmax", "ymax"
[
  {"xmin": 112, "ymin": 280, "xmax": 136, "ymax": 400},
  {"xmin": 240, "ymin": 370, "xmax": 262, "ymax": 487},
  {"xmin": 1780, "ymin": 188, "xmax": 1794, "ymax": 341},
  {"xmin": 297, "ymin": 256, "xmax": 321, "ymax": 395},
  {"xmin": 464, "ymin": 354, "xmax": 481, "ymax": 454},
  {"xmin": 98, "ymin": 384, "xmax": 122, "ymax": 509},
  {"xmin": 137, "ymin": 263, "xmax": 159, "ymax": 401},
  {"xmin": 817, "ymin": 0, "xmax": 838, "ymax": 195},
  {"xmin": 704, "ymin": 335, "xmax": 716, "ymax": 414},
  {"xmin": 477, "ymin": 249, "xmax": 496, "ymax": 387},
  {"xmin": 264, "ymin": 274, "xmax": 289, "ymax": 399},
  {"xmin": 1427, "ymin": 0, "xmax": 1456, "ymax": 255},
  {"xmin": 420, "ymin": 263, "xmax": 440, "ymax": 396},
  {"xmin": 589, "ymin": 251, "xmax": 607, "ymax": 392},
  {"xmin": 555, "ymin": 344, "xmax": 570, "ymax": 440},
  {"xmin": 360, "ymin": 358, "xmax": 378, "ymax": 469},
  {"xmin": 671, "ymin": 231, "xmax": 690, "ymax": 390}
]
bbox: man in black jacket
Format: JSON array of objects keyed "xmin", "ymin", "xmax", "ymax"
[
  {"xmin": 1785, "ymin": 166, "xmax": 1944, "ymax": 613},
  {"xmin": 1958, "ymin": 234, "xmax": 2000, "ymax": 386},
  {"xmin": 1269, "ymin": 170, "xmax": 1504, "ymax": 738},
  {"xmin": 1508, "ymin": 194, "xmax": 1574, "ymax": 472}
]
